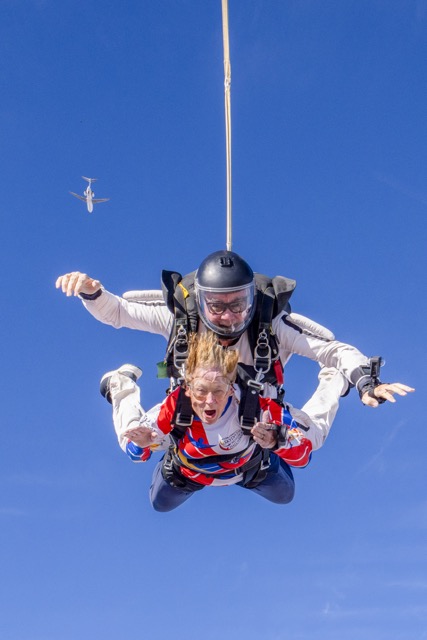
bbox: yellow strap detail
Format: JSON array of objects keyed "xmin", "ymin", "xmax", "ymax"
[{"xmin": 178, "ymin": 282, "xmax": 189, "ymax": 298}]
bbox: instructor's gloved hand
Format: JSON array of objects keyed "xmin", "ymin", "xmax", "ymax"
[{"xmin": 361, "ymin": 382, "xmax": 414, "ymax": 407}]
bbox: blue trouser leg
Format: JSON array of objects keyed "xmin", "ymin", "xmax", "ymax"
[
  {"xmin": 149, "ymin": 458, "xmax": 197, "ymax": 512},
  {"xmin": 241, "ymin": 454, "xmax": 295, "ymax": 504}
]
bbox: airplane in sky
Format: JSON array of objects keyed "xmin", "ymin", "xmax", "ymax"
[{"xmin": 70, "ymin": 176, "xmax": 109, "ymax": 213}]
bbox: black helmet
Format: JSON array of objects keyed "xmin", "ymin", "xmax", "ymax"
[{"xmin": 194, "ymin": 250, "xmax": 256, "ymax": 339}]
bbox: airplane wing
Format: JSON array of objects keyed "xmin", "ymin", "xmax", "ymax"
[
  {"xmin": 70, "ymin": 192, "xmax": 87, "ymax": 202},
  {"xmin": 92, "ymin": 198, "xmax": 110, "ymax": 204}
]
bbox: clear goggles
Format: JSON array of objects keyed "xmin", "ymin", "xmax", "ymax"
[{"xmin": 195, "ymin": 282, "xmax": 256, "ymax": 338}]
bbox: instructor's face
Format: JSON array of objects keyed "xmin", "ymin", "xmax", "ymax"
[{"xmin": 202, "ymin": 291, "xmax": 252, "ymax": 332}]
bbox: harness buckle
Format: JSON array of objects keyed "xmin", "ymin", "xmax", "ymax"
[
  {"xmin": 240, "ymin": 414, "xmax": 258, "ymax": 428},
  {"xmin": 173, "ymin": 326, "xmax": 189, "ymax": 368},
  {"xmin": 247, "ymin": 378, "xmax": 264, "ymax": 392},
  {"xmin": 162, "ymin": 450, "xmax": 174, "ymax": 473},
  {"xmin": 260, "ymin": 456, "xmax": 271, "ymax": 471},
  {"xmin": 254, "ymin": 329, "xmax": 272, "ymax": 374},
  {"xmin": 175, "ymin": 411, "xmax": 194, "ymax": 428}
]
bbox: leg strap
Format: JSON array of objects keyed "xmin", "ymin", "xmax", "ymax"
[{"xmin": 161, "ymin": 449, "xmax": 204, "ymax": 492}]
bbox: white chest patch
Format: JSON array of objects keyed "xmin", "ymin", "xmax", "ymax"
[{"xmin": 218, "ymin": 429, "xmax": 244, "ymax": 451}]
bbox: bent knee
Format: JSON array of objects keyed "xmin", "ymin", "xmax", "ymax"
[
  {"xmin": 273, "ymin": 484, "xmax": 295, "ymax": 505},
  {"xmin": 150, "ymin": 489, "xmax": 177, "ymax": 512},
  {"xmin": 150, "ymin": 486, "xmax": 193, "ymax": 512},
  {"xmin": 151, "ymin": 499, "xmax": 174, "ymax": 512}
]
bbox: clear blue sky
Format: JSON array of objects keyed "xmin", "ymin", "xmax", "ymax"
[{"xmin": 1, "ymin": 1, "xmax": 426, "ymax": 639}]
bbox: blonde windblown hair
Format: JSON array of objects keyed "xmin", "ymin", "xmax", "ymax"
[{"xmin": 184, "ymin": 331, "xmax": 239, "ymax": 383}]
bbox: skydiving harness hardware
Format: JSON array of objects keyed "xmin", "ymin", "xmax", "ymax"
[
  {"xmin": 173, "ymin": 325, "xmax": 190, "ymax": 370},
  {"xmin": 238, "ymin": 274, "xmax": 291, "ymax": 429},
  {"xmin": 162, "ymin": 271, "xmax": 198, "ymax": 385},
  {"xmin": 173, "ymin": 384, "xmax": 194, "ymax": 430},
  {"xmin": 161, "ymin": 447, "xmax": 204, "ymax": 492},
  {"xmin": 160, "ymin": 385, "xmax": 273, "ymax": 491},
  {"xmin": 356, "ymin": 356, "xmax": 386, "ymax": 404}
]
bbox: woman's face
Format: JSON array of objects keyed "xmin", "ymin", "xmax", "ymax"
[{"xmin": 186, "ymin": 367, "xmax": 233, "ymax": 425}]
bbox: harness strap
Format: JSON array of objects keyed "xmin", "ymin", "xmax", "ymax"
[
  {"xmin": 164, "ymin": 442, "xmax": 271, "ymax": 489},
  {"xmin": 170, "ymin": 388, "xmax": 256, "ymax": 463},
  {"xmin": 170, "ymin": 387, "xmax": 194, "ymax": 438},
  {"xmin": 256, "ymin": 284, "xmax": 277, "ymax": 370},
  {"xmin": 174, "ymin": 442, "xmax": 258, "ymax": 468},
  {"xmin": 240, "ymin": 447, "xmax": 271, "ymax": 488},
  {"xmin": 161, "ymin": 448, "xmax": 204, "ymax": 492},
  {"xmin": 237, "ymin": 445, "xmax": 269, "ymax": 474},
  {"xmin": 240, "ymin": 384, "xmax": 262, "ymax": 431},
  {"xmin": 162, "ymin": 271, "xmax": 198, "ymax": 378},
  {"xmin": 172, "ymin": 284, "xmax": 191, "ymax": 372},
  {"xmin": 238, "ymin": 285, "xmax": 282, "ymax": 429},
  {"xmin": 163, "ymin": 385, "xmax": 271, "ymax": 489}
]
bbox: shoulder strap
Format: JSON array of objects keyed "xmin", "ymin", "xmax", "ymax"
[
  {"xmin": 162, "ymin": 270, "xmax": 198, "ymax": 378},
  {"xmin": 247, "ymin": 273, "xmax": 295, "ymax": 381},
  {"xmin": 236, "ymin": 364, "xmax": 262, "ymax": 432},
  {"xmin": 170, "ymin": 386, "xmax": 194, "ymax": 441},
  {"xmin": 271, "ymin": 275, "xmax": 296, "ymax": 316},
  {"xmin": 240, "ymin": 273, "xmax": 296, "ymax": 412}
]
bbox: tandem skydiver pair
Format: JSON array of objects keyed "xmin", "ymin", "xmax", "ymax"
[{"xmin": 56, "ymin": 249, "xmax": 414, "ymax": 511}]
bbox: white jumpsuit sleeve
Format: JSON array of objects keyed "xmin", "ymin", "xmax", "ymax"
[
  {"xmin": 80, "ymin": 289, "xmax": 173, "ymax": 338},
  {"xmin": 273, "ymin": 312, "xmax": 370, "ymax": 385}
]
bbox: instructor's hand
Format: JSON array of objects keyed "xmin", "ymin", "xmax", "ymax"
[
  {"xmin": 362, "ymin": 382, "xmax": 415, "ymax": 407},
  {"xmin": 55, "ymin": 271, "xmax": 102, "ymax": 297}
]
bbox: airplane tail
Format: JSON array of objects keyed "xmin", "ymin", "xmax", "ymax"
[{"xmin": 82, "ymin": 176, "xmax": 97, "ymax": 183}]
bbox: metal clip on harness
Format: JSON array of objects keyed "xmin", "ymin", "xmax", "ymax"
[
  {"xmin": 239, "ymin": 330, "xmax": 272, "ymax": 429},
  {"xmin": 173, "ymin": 325, "xmax": 189, "ymax": 369},
  {"xmin": 254, "ymin": 329, "xmax": 272, "ymax": 377}
]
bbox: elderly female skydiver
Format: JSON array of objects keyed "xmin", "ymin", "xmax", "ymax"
[{"xmin": 100, "ymin": 331, "xmax": 412, "ymax": 512}]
